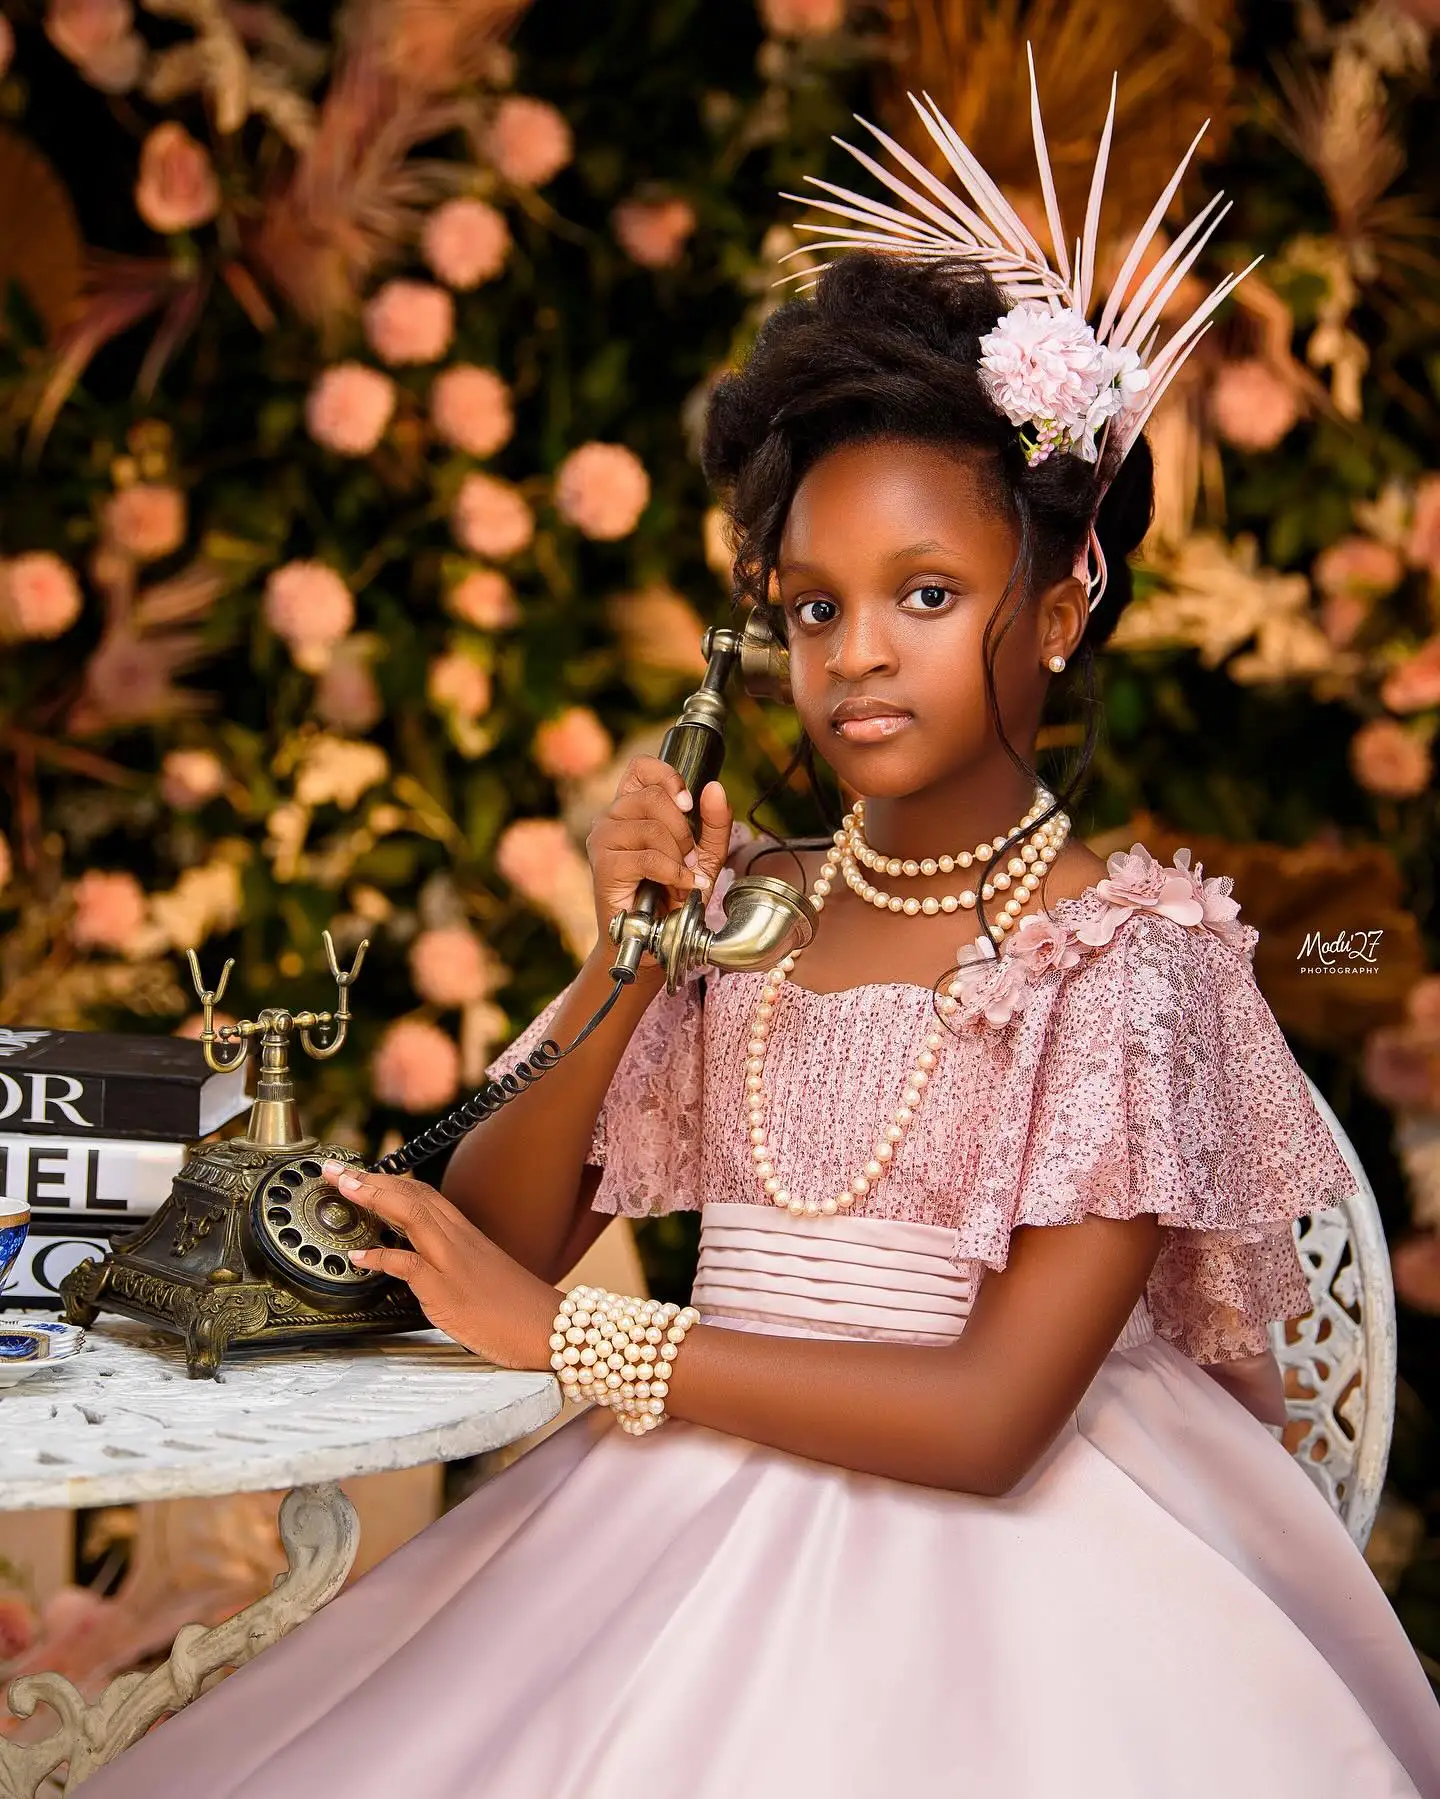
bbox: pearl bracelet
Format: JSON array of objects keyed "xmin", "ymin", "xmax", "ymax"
[{"xmin": 549, "ymin": 1284, "xmax": 701, "ymax": 1436}]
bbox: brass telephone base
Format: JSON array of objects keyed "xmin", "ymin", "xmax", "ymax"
[{"xmin": 60, "ymin": 1138, "xmax": 429, "ymax": 1380}]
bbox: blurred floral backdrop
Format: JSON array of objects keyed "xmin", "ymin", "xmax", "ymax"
[{"xmin": 1, "ymin": 0, "xmax": 1440, "ymax": 1668}]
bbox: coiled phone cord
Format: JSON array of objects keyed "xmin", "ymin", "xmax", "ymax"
[{"xmin": 371, "ymin": 974, "xmax": 631, "ymax": 1177}]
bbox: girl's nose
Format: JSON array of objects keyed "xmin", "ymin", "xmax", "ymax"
[{"xmin": 824, "ymin": 605, "xmax": 897, "ymax": 682}]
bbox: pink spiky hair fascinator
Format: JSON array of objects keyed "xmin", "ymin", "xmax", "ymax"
[{"xmin": 780, "ymin": 46, "xmax": 1260, "ymax": 611}]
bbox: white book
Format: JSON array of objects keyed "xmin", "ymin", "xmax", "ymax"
[{"xmin": 0, "ymin": 1134, "xmax": 188, "ymax": 1218}]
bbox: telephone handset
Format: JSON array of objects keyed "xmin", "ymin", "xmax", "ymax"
[{"xmin": 374, "ymin": 603, "xmax": 819, "ymax": 1178}]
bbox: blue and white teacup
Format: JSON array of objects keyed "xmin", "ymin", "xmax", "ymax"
[{"xmin": 0, "ymin": 1198, "xmax": 29, "ymax": 1295}]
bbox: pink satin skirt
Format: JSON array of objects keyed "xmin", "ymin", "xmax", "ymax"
[{"xmin": 82, "ymin": 1203, "xmax": 1440, "ymax": 1798}]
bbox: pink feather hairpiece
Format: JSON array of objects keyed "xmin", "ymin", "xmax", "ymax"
[{"xmin": 777, "ymin": 43, "xmax": 1260, "ymax": 611}]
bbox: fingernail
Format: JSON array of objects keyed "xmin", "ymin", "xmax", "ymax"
[
  {"xmin": 348, "ymin": 1248, "xmax": 370, "ymax": 1264},
  {"xmin": 693, "ymin": 871, "xmax": 712, "ymax": 890},
  {"xmin": 321, "ymin": 1160, "xmax": 345, "ymax": 1175},
  {"xmin": 683, "ymin": 848, "xmax": 698, "ymax": 869},
  {"xmin": 338, "ymin": 1173, "xmax": 362, "ymax": 1192},
  {"xmin": 675, "ymin": 790, "xmax": 693, "ymax": 811}
]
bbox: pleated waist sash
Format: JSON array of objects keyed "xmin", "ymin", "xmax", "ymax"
[{"xmin": 691, "ymin": 1201, "xmax": 1155, "ymax": 1351}]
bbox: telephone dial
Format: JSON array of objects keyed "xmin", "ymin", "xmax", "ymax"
[{"xmin": 61, "ymin": 605, "xmax": 820, "ymax": 1376}]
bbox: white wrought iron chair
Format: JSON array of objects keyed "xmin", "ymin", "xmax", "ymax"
[{"xmin": 1272, "ymin": 1075, "xmax": 1398, "ymax": 1551}]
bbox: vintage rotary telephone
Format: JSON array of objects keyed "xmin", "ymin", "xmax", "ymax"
[{"xmin": 61, "ymin": 606, "xmax": 818, "ymax": 1377}]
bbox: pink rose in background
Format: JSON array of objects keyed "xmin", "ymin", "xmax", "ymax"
[
  {"xmin": 1392, "ymin": 1234, "xmax": 1440, "ymax": 1315},
  {"xmin": 534, "ymin": 706, "xmax": 613, "ymax": 781},
  {"xmin": 1320, "ymin": 592, "xmax": 1369, "ymax": 649},
  {"xmin": 1363, "ymin": 1026, "xmax": 1438, "ymax": 1111},
  {"xmin": 452, "ymin": 473, "xmax": 534, "ymax": 559},
  {"xmin": 135, "ymin": 123, "xmax": 219, "ymax": 234},
  {"xmin": 554, "ymin": 442, "xmax": 650, "ymax": 540},
  {"xmin": 486, "ymin": 97, "xmax": 573, "ymax": 188},
  {"xmin": 1313, "ymin": 536, "xmax": 1404, "ymax": 599},
  {"xmin": 160, "ymin": 747, "xmax": 226, "ymax": 809},
  {"xmin": 305, "ymin": 364, "xmax": 396, "ymax": 456},
  {"xmin": 314, "ymin": 641, "xmax": 383, "ymax": 732},
  {"xmin": 372, "ymin": 1018, "xmax": 461, "ymax": 1111},
  {"xmin": 613, "ymin": 197, "xmax": 697, "ymax": 269},
  {"xmin": 448, "ymin": 568, "xmax": 520, "ymax": 630},
  {"xmin": 0, "ymin": 1593, "xmax": 36, "ymax": 1662},
  {"xmin": 1381, "ymin": 636, "xmax": 1440, "ymax": 715},
  {"xmin": 363, "ymin": 280, "xmax": 454, "ymax": 366},
  {"xmin": 422, "ymin": 199, "xmax": 511, "ymax": 290},
  {"xmin": 0, "ymin": 552, "xmax": 83, "ymax": 640},
  {"xmin": 103, "ymin": 483, "xmax": 185, "ymax": 562},
  {"xmin": 1005, "ymin": 913, "xmax": 1081, "ymax": 977},
  {"xmin": 175, "ymin": 1008, "xmax": 237, "ymax": 1039},
  {"xmin": 1350, "ymin": 717, "xmax": 1432, "ymax": 798},
  {"xmin": 952, "ymin": 938, "xmax": 1030, "ymax": 1029},
  {"xmin": 263, "ymin": 562, "xmax": 355, "ymax": 670},
  {"xmin": 1208, "ymin": 360, "xmax": 1301, "ymax": 452},
  {"xmin": 1075, "ymin": 843, "xmax": 1204, "ymax": 947},
  {"xmin": 495, "ymin": 817, "xmax": 598, "ymax": 960},
  {"xmin": 71, "ymin": 869, "xmax": 147, "ymax": 953},
  {"xmin": 409, "ymin": 927, "xmax": 500, "ymax": 1008},
  {"xmin": 605, "ymin": 583, "xmax": 708, "ymax": 674},
  {"xmin": 428, "ymin": 650, "xmax": 492, "ymax": 720},
  {"xmin": 495, "ymin": 817, "xmax": 571, "ymax": 898},
  {"xmin": 431, "ymin": 365, "xmax": 514, "ymax": 458},
  {"xmin": 759, "ymin": 0, "xmax": 846, "ymax": 34},
  {"xmin": 1407, "ymin": 475, "xmax": 1440, "ymax": 575},
  {"xmin": 1408, "ymin": 975, "xmax": 1440, "ymax": 1037},
  {"xmin": 45, "ymin": 0, "xmax": 144, "ymax": 91}
]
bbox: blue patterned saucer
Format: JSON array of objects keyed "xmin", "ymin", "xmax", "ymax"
[{"xmin": 0, "ymin": 1317, "xmax": 85, "ymax": 1387}]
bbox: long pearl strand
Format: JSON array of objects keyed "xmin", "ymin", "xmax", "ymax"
[{"xmin": 745, "ymin": 796, "xmax": 1067, "ymax": 1219}]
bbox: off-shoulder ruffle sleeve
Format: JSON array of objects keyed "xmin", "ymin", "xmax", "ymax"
[
  {"xmin": 960, "ymin": 907, "xmax": 1358, "ymax": 1364},
  {"xmin": 480, "ymin": 820, "xmax": 768, "ymax": 1220}
]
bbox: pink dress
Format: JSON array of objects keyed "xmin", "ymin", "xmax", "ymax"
[{"xmin": 83, "ymin": 835, "xmax": 1440, "ymax": 1798}]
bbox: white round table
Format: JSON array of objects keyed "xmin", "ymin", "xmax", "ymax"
[{"xmin": 0, "ymin": 1320, "xmax": 561, "ymax": 1797}]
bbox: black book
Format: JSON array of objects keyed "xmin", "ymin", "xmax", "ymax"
[{"xmin": 0, "ymin": 1027, "xmax": 251, "ymax": 1143}]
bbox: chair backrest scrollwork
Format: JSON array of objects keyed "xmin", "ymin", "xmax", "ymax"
[{"xmin": 1271, "ymin": 1075, "xmax": 1398, "ymax": 1552}]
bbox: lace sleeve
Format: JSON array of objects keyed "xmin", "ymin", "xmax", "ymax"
[{"xmin": 965, "ymin": 909, "xmax": 1356, "ymax": 1363}]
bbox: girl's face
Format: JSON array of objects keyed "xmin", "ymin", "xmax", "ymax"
[{"xmin": 775, "ymin": 437, "xmax": 1081, "ymax": 803}]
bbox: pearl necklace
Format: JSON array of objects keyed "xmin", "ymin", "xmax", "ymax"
[
  {"xmin": 849, "ymin": 787, "xmax": 1055, "ymax": 877},
  {"xmin": 745, "ymin": 799, "xmax": 1066, "ymax": 1220},
  {"xmin": 843, "ymin": 796, "xmax": 1070, "ymax": 941}
]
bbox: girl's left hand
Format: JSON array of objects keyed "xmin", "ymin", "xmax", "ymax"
[{"xmin": 318, "ymin": 1162, "xmax": 560, "ymax": 1369}]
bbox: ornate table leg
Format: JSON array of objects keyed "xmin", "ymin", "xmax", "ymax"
[{"xmin": 0, "ymin": 1482, "xmax": 359, "ymax": 1798}]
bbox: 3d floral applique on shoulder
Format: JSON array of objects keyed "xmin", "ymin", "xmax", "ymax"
[
  {"xmin": 948, "ymin": 842, "xmax": 1256, "ymax": 1032},
  {"xmin": 1074, "ymin": 842, "xmax": 1252, "ymax": 953}
]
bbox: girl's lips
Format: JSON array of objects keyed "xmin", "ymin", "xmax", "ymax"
[{"xmin": 832, "ymin": 713, "xmax": 913, "ymax": 743}]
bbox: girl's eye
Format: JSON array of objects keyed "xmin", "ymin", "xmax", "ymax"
[
  {"xmin": 903, "ymin": 583, "xmax": 957, "ymax": 612},
  {"xmin": 793, "ymin": 598, "xmax": 836, "ymax": 627}
]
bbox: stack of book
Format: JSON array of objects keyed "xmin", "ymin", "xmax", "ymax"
[{"xmin": 0, "ymin": 1026, "xmax": 252, "ymax": 1309}]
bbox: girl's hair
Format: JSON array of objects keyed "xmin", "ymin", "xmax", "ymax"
[{"xmin": 699, "ymin": 250, "xmax": 1153, "ymax": 963}]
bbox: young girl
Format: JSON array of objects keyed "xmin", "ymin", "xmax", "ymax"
[{"xmin": 86, "ymin": 86, "xmax": 1440, "ymax": 1799}]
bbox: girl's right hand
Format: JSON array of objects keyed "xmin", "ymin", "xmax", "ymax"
[{"xmin": 585, "ymin": 756, "xmax": 734, "ymax": 948}]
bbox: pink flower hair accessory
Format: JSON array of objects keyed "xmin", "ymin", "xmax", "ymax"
[{"xmin": 781, "ymin": 42, "xmax": 1260, "ymax": 611}]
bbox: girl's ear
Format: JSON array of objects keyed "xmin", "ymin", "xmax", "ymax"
[{"xmin": 1037, "ymin": 573, "xmax": 1088, "ymax": 668}]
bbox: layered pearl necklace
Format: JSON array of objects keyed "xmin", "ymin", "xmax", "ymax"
[{"xmin": 745, "ymin": 787, "xmax": 1070, "ymax": 1220}]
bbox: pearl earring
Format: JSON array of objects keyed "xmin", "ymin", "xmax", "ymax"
[{"xmin": 1046, "ymin": 654, "xmax": 1067, "ymax": 673}]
